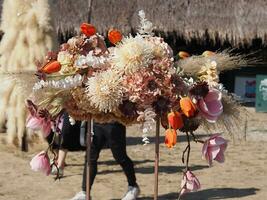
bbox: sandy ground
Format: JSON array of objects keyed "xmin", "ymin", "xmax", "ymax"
[{"xmin": 0, "ymin": 107, "xmax": 267, "ymax": 200}]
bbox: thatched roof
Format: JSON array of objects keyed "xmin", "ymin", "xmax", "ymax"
[
  {"xmin": 0, "ymin": 0, "xmax": 266, "ymax": 46},
  {"xmin": 49, "ymin": 0, "xmax": 267, "ymax": 46}
]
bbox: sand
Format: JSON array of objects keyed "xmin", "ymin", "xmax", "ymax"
[{"xmin": 0, "ymin": 107, "xmax": 267, "ymax": 200}]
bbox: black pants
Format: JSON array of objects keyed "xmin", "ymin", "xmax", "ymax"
[
  {"xmin": 82, "ymin": 122, "xmax": 137, "ymax": 191},
  {"xmin": 46, "ymin": 113, "xmax": 85, "ymax": 151}
]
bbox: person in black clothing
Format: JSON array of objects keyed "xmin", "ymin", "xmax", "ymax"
[
  {"xmin": 71, "ymin": 122, "xmax": 140, "ymax": 200},
  {"xmin": 47, "ymin": 112, "xmax": 85, "ymax": 177}
]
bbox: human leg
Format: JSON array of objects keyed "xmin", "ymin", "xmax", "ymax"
[
  {"xmin": 71, "ymin": 121, "xmax": 108, "ymax": 200},
  {"xmin": 57, "ymin": 148, "xmax": 68, "ymax": 168},
  {"xmin": 107, "ymin": 123, "xmax": 140, "ymax": 199},
  {"xmin": 108, "ymin": 123, "xmax": 137, "ymax": 187},
  {"xmin": 81, "ymin": 123, "xmax": 106, "ymax": 191}
]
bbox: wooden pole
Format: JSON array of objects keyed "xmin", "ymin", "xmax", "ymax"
[
  {"xmin": 154, "ymin": 116, "xmax": 160, "ymax": 200},
  {"xmin": 21, "ymin": 130, "xmax": 28, "ymax": 152},
  {"xmin": 86, "ymin": 116, "xmax": 92, "ymax": 200},
  {"xmin": 244, "ymin": 115, "xmax": 248, "ymax": 141},
  {"xmin": 87, "ymin": 0, "xmax": 93, "ymax": 23}
]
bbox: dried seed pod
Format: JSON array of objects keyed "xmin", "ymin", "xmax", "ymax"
[
  {"xmin": 80, "ymin": 23, "xmax": 96, "ymax": 37},
  {"xmin": 108, "ymin": 29, "xmax": 122, "ymax": 44}
]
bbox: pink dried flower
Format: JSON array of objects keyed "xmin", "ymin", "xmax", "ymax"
[
  {"xmin": 26, "ymin": 100, "xmax": 52, "ymax": 137},
  {"xmin": 197, "ymin": 88, "xmax": 223, "ymax": 122},
  {"xmin": 30, "ymin": 151, "xmax": 51, "ymax": 176},
  {"xmin": 180, "ymin": 170, "xmax": 201, "ymax": 196},
  {"xmin": 123, "ymin": 63, "xmax": 176, "ymax": 111},
  {"xmin": 26, "ymin": 115, "xmax": 52, "ymax": 137},
  {"xmin": 124, "ymin": 69, "xmax": 159, "ymax": 106},
  {"xmin": 202, "ymin": 134, "xmax": 227, "ymax": 166}
]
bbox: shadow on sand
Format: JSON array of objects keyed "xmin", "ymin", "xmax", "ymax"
[
  {"xmin": 98, "ymin": 164, "xmax": 208, "ymax": 175},
  {"xmin": 126, "ymin": 134, "xmax": 209, "ymax": 146},
  {"xmin": 98, "ymin": 159, "xmax": 154, "ymax": 166},
  {"xmin": 112, "ymin": 187, "xmax": 259, "ymax": 200}
]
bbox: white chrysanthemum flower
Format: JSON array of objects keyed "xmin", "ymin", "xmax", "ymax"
[
  {"xmin": 112, "ymin": 35, "xmax": 154, "ymax": 75},
  {"xmin": 138, "ymin": 10, "xmax": 154, "ymax": 35},
  {"xmin": 85, "ymin": 70, "xmax": 123, "ymax": 113},
  {"xmin": 149, "ymin": 37, "xmax": 173, "ymax": 58}
]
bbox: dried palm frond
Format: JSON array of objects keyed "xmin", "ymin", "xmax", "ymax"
[
  {"xmin": 33, "ymin": 89, "xmax": 71, "ymax": 118},
  {"xmin": 178, "ymin": 49, "xmax": 258, "ymax": 77},
  {"xmin": 211, "ymin": 49, "xmax": 258, "ymax": 72},
  {"xmin": 0, "ymin": 71, "xmax": 37, "ymax": 98}
]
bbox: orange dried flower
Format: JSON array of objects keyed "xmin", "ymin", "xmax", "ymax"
[
  {"xmin": 180, "ymin": 97, "xmax": 196, "ymax": 117},
  {"xmin": 165, "ymin": 129, "xmax": 177, "ymax": 148},
  {"xmin": 80, "ymin": 23, "xmax": 96, "ymax": 37},
  {"xmin": 178, "ymin": 51, "xmax": 190, "ymax": 59},
  {"xmin": 41, "ymin": 61, "xmax": 61, "ymax": 74},
  {"xmin": 168, "ymin": 111, "xmax": 184, "ymax": 130},
  {"xmin": 108, "ymin": 29, "xmax": 122, "ymax": 44}
]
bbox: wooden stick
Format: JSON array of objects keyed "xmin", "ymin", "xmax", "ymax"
[
  {"xmin": 185, "ymin": 132, "xmax": 191, "ymax": 171},
  {"xmin": 87, "ymin": 0, "xmax": 93, "ymax": 23},
  {"xmin": 86, "ymin": 116, "xmax": 92, "ymax": 200},
  {"xmin": 154, "ymin": 116, "xmax": 160, "ymax": 200},
  {"xmin": 244, "ymin": 115, "xmax": 248, "ymax": 141},
  {"xmin": 21, "ymin": 130, "xmax": 28, "ymax": 152}
]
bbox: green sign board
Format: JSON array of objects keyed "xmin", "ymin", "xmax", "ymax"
[{"xmin": 256, "ymin": 75, "xmax": 267, "ymax": 112}]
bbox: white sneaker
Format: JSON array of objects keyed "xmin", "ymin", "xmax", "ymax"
[
  {"xmin": 70, "ymin": 191, "xmax": 88, "ymax": 200},
  {"xmin": 121, "ymin": 186, "xmax": 140, "ymax": 200}
]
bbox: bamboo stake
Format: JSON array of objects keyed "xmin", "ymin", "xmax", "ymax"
[
  {"xmin": 154, "ymin": 116, "xmax": 160, "ymax": 200},
  {"xmin": 86, "ymin": 116, "xmax": 92, "ymax": 200}
]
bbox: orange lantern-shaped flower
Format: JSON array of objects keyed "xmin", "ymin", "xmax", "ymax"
[
  {"xmin": 178, "ymin": 51, "xmax": 190, "ymax": 59},
  {"xmin": 168, "ymin": 111, "xmax": 184, "ymax": 130},
  {"xmin": 180, "ymin": 97, "xmax": 196, "ymax": 117},
  {"xmin": 108, "ymin": 29, "xmax": 122, "ymax": 44},
  {"xmin": 165, "ymin": 129, "xmax": 177, "ymax": 148},
  {"xmin": 41, "ymin": 61, "xmax": 61, "ymax": 74},
  {"xmin": 80, "ymin": 23, "xmax": 96, "ymax": 37}
]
